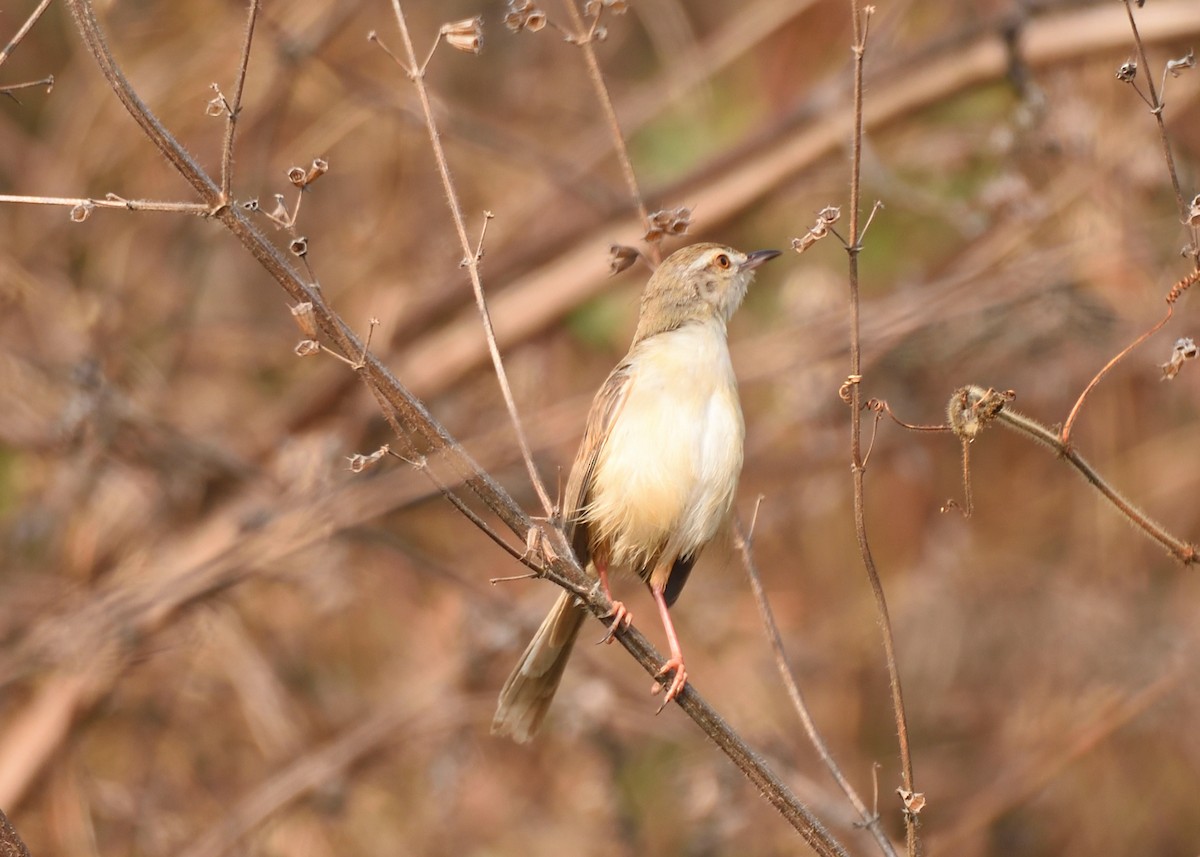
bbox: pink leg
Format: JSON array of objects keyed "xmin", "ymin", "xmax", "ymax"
[
  {"xmin": 649, "ymin": 582, "xmax": 687, "ymax": 709},
  {"xmin": 596, "ymin": 559, "xmax": 631, "ymax": 644}
]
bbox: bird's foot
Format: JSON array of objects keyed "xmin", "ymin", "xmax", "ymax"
[
  {"xmin": 652, "ymin": 655, "xmax": 688, "ymax": 711},
  {"xmin": 597, "ymin": 600, "xmax": 631, "ymax": 644}
]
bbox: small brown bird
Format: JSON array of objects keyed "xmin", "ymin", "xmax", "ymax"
[{"xmin": 492, "ymin": 242, "xmax": 780, "ymax": 742}]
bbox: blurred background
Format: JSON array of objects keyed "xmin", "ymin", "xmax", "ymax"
[{"xmin": 2, "ymin": 0, "xmax": 1200, "ymax": 854}]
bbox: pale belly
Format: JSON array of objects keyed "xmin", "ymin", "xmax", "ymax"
[{"xmin": 586, "ymin": 324, "xmax": 745, "ymax": 573}]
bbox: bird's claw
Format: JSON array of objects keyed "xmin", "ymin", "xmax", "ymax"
[
  {"xmin": 597, "ymin": 600, "xmax": 631, "ymax": 645},
  {"xmin": 652, "ymin": 656, "xmax": 688, "ymax": 712}
]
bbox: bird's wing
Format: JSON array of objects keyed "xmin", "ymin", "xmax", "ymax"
[{"xmin": 562, "ymin": 360, "xmax": 634, "ymax": 565}]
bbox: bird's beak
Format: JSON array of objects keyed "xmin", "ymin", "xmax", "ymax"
[{"xmin": 739, "ymin": 249, "xmax": 782, "ymax": 272}]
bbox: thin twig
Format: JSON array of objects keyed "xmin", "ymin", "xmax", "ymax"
[
  {"xmin": 0, "ymin": 0, "xmax": 53, "ymax": 68},
  {"xmin": 844, "ymin": 3, "xmax": 919, "ymax": 854},
  {"xmin": 0, "ymin": 193, "xmax": 212, "ymax": 214},
  {"xmin": 561, "ymin": 0, "xmax": 658, "ymax": 262},
  {"xmin": 1121, "ymin": 0, "xmax": 1199, "ymax": 264},
  {"xmin": 386, "ymin": 2, "xmax": 555, "ymax": 518},
  {"xmin": 736, "ymin": 516, "xmax": 898, "ymax": 857},
  {"xmin": 220, "ymin": 0, "xmax": 261, "ymax": 204},
  {"xmin": 1060, "ymin": 305, "xmax": 1174, "ymax": 446}
]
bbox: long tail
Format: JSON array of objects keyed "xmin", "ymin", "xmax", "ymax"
[{"xmin": 491, "ymin": 590, "xmax": 587, "ymax": 743}]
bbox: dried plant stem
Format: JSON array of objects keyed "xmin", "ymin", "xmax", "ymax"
[
  {"xmin": 1060, "ymin": 305, "xmax": 1173, "ymax": 447},
  {"xmin": 219, "ymin": 0, "xmax": 261, "ymax": 203},
  {"xmin": 562, "ymin": 0, "xmax": 658, "ymax": 262},
  {"xmin": 0, "ymin": 0, "xmax": 53, "ymax": 68},
  {"xmin": 0, "ymin": 193, "xmax": 210, "ymax": 214},
  {"xmin": 962, "ymin": 386, "xmax": 1198, "ymax": 565},
  {"xmin": 1121, "ymin": 0, "xmax": 1199, "ymax": 264},
  {"xmin": 61, "ymin": 2, "xmax": 850, "ymax": 849},
  {"xmin": 737, "ymin": 518, "xmax": 899, "ymax": 857},
  {"xmin": 388, "ymin": 1, "xmax": 554, "ymax": 518},
  {"xmin": 844, "ymin": 4, "xmax": 918, "ymax": 854}
]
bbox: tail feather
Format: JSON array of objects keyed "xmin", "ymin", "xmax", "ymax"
[{"xmin": 492, "ymin": 591, "xmax": 587, "ymax": 743}]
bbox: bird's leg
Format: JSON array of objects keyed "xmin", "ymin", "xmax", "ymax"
[
  {"xmin": 648, "ymin": 582, "xmax": 687, "ymax": 710},
  {"xmin": 595, "ymin": 558, "xmax": 631, "ymax": 644}
]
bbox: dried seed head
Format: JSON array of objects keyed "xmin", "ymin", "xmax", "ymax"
[
  {"xmin": 242, "ymin": 198, "xmax": 260, "ymax": 211},
  {"xmin": 1167, "ymin": 48, "xmax": 1196, "ymax": 78},
  {"xmin": 287, "ymin": 166, "xmax": 308, "ymax": 188},
  {"xmin": 897, "ymin": 789, "xmax": 927, "ymax": 816},
  {"xmin": 504, "ymin": 0, "xmax": 547, "ymax": 32},
  {"xmin": 205, "ymin": 96, "xmax": 225, "ymax": 117},
  {"xmin": 441, "ymin": 17, "xmax": 483, "ymax": 54},
  {"xmin": 948, "ymin": 386, "xmax": 1013, "ymax": 441},
  {"xmin": 1187, "ymin": 194, "xmax": 1200, "ymax": 227},
  {"xmin": 347, "ymin": 445, "xmax": 390, "ymax": 473},
  {"xmin": 290, "ymin": 237, "xmax": 308, "ymax": 257},
  {"xmin": 792, "ymin": 205, "xmax": 841, "ymax": 254},
  {"xmin": 291, "ymin": 301, "xmax": 317, "ymax": 337},
  {"xmin": 294, "ymin": 339, "xmax": 321, "ymax": 357},
  {"xmin": 644, "ymin": 206, "xmax": 692, "ymax": 242},
  {"xmin": 1160, "ymin": 336, "xmax": 1198, "ymax": 380},
  {"xmin": 69, "ymin": 202, "xmax": 94, "ymax": 223},
  {"xmin": 306, "ymin": 158, "xmax": 329, "ymax": 185},
  {"xmin": 609, "ymin": 244, "xmax": 641, "ymax": 275},
  {"xmin": 1116, "ymin": 60, "xmax": 1137, "ymax": 82}
]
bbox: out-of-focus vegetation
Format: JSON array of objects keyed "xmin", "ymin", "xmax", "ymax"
[{"xmin": 2, "ymin": 1, "xmax": 1200, "ymax": 855}]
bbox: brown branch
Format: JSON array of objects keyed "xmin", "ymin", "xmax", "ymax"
[
  {"xmin": 219, "ymin": 0, "xmax": 261, "ymax": 203},
  {"xmin": 384, "ymin": 2, "xmax": 555, "ymax": 518},
  {"xmin": 737, "ymin": 516, "xmax": 899, "ymax": 857},
  {"xmin": 951, "ymin": 386, "xmax": 1198, "ymax": 566},
  {"xmin": 0, "ymin": 0, "xmax": 53, "ymax": 69},
  {"xmin": 561, "ymin": 0, "xmax": 658, "ymax": 261},
  {"xmin": 844, "ymin": 4, "xmax": 919, "ymax": 854}
]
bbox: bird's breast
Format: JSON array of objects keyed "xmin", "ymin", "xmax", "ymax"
[{"xmin": 586, "ymin": 323, "xmax": 745, "ymax": 571}]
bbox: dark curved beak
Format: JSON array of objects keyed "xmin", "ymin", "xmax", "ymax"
[{"xmin": 739, "ymin": 249, "xmax": 782, "ymax": 272}]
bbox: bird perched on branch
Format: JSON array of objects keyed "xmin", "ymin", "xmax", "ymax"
[{"xmin": 492, "ymin": 242, "xmax": 780, "ymax": 742}]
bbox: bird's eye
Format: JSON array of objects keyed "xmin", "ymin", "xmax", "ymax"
[{"xmin": 714, "ymin": 253, "xmax": 731, "ymax": 270}]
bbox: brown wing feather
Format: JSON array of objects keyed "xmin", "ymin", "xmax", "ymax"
[{"xmin": 562, "ymin": 361, "xmax": 634, "ymax": 566}]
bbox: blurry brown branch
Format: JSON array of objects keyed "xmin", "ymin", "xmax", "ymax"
[
  {"xmin": 561, "ymin": 0, "xmax": 658, "ymax": 261},
  {"xmin": 0, "ymin": 0, "xmax": 53, "ymax": 69},
  {"xmin": 0, "ymin": 807, "xmax": 32, "ymax": 857},
  {"xmin": 384, "ymin": 2, "xmax": 555, "ymax": 518},
  {"xmin": 393, "ymin": 0, "xmax": 1200, "ymax": 399},
  {"xmin": 949, "ymin": 386, "xmax": 1198, "ymax": 566},
  {"xmin": 54, "ymin": 1, "xmax": 850, "ymax": 851},
  {"xmin": 737, "ymin": 515, "xmax": 899, "ymax": 857},
  {"xmin": 842, "ymin": 4, "xmax": 919, "ymax": 854}
]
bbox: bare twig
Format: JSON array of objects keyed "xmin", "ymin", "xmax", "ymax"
[
  {"xmin": 1121, "ymin": 0, "xmax": 1199, "ymax": 265},
  {"xmin": 1060, "ymin": 305, "xmax": 1174, "ymax": 447},
  {"xmin": 0, "ymin": 0, "xmax": 53, "ymax": 69},
  {"xmin": 843, "ymin": 4, "xmax": 919, "ymax": 854},
  {"xmin": 736, "ymin": 514, "xmax": 898, "ymax": 857},
  {"xmin": 0, "ymin": 193, "xmax": 211, "ymax": 216},
  {"xmin": 561, "ymin": 0, "xmax": 658, "ymax": 262},
  {"xmin": 385, "ymin": 3, "xmax": 555, "ymax": 518},
  {"xmin": 219, "ymin": 0, "xmax": 262, "ymax": 204}
]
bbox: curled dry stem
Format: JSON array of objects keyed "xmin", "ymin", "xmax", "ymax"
[{"xmin": 950, "ymin": 386, "xmax": 1198, "ymax": 565}]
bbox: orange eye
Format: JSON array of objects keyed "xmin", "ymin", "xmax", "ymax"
[{"xmin": 714, "ymin": 253, "xmax": 731, "ymax": 270}]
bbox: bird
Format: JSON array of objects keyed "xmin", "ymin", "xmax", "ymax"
[{"xmin": 491, "ymin": 242, "xmax": 780, "ymax": 743}]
